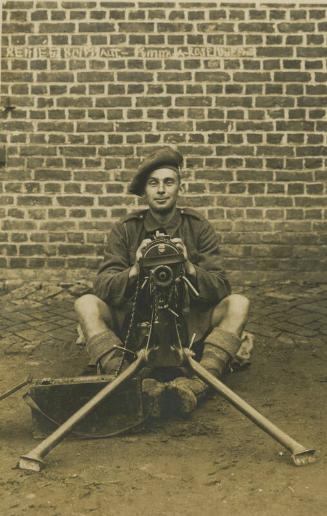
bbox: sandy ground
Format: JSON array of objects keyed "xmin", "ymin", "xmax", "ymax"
[{"xmin": 0, "ymin": 282, "xmax": 326, "ymax": 516}]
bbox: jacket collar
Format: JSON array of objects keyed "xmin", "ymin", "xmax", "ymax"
[{"xmin": 144, "ymin": 208, "xmax": 182, "ymax": 237}]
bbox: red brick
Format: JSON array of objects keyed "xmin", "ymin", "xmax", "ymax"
[
  {"xmin": 76, "ymin": 122, "xmax": 114, "ymax": 132},
  {"xmin": 157, "ymin": 121, "xmax": 193, "ymax": 131},
  {"xmin": 19, "ymin": 245, "xmax": 45, "ymax": 256},
  {"xmin": 115, "ymin": 122, "xmax": 152, "ymax": 132},
  {"xmin": 234, "ymin": 72, "xmax": 272, "ymax": 83},
  {"xmin": 2, "ymin": 22, "xmax": 34, "ymax": 33},
  {"xmin": 57, "ymin": 196, "xmax": 95, "ymax": 207},
  {"xmin": 239, "ymin": 22, "xmax": 274, "ymax": 32},
  {"xmin": 194, "ymin": 72, "xmax": 230, "ymax": 82},
  {"xmin": 2, "ymin": 72, "xmax": 33, "ymax": 83},
  {"xmin": 60, "ymin": 147, "xmax": 96, "ymax": 157},
  {"xmin": 38, "ymin": 22, "xmax": 75, "ymax": 32},
  {"xmin": 117, "ymin": 72, "xmax": 153, "ymax": 82},
  {"xmin": 278, "ymin": 22, "xmax": 315, "ymax": 32},
  {"xmin": 274, "ymin": 72, "xmax": 311, "ymax": 82},
  {"xmin": 77, "ymin": 72, "xmax": 115, "ymax": 82},
  {"xmin": 158, "ymin": 72, "xmax": 192, "ymax": 83},
  {"xmin": 17, "ymin": 196, "xmax": 52, "ymax": 206},
  {"xmin": 298, "ymin": 97, "xmax": 327, "ymax": 107},
  {"xmin": 1, "ymin": 2, "xmax": 326, "ymax": 280}
]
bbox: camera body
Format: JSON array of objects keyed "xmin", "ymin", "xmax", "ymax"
[{"xmin": 139, "ymin": 234, "xmax": 185, "ymax": 290}]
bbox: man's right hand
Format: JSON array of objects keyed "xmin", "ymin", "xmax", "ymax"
[{"xmin": 129, "ymin": 238, "xmax": 152, "ymax": 279}]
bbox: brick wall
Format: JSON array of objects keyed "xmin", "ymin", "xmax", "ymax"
[{"xmin": 1, "ymin": 1, "xmax": 327, "ymax": 285}]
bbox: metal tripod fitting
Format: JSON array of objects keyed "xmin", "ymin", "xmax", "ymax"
[{"xmin": 185, "ymin": 349, "xmax": 317, "ymax": 467}]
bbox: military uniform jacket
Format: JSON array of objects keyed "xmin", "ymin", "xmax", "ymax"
[{"xmin": 94, "ymin": 208, "xmax": 231, "ymax": 342}]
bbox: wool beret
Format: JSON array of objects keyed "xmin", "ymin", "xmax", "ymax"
[{"xmin": 128, "ymin": 146, "xmax": 183, "ymax": 196}]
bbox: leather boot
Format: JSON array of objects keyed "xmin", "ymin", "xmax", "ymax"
[
  {"xmin": 142, "ymin": 378, "xmax": 168, "ymax": 418},
  {"xmin": 86, "ymin": 330, "xmax": 129, "ymax": 375},
  {"xmin": 167, "ymin": 328, "xmax": 242, "ymax": 416},
  {"xmin": 167, "ymin": 376, "xmax": 207, "ymax": 416}
]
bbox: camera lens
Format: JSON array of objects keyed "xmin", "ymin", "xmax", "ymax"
[{"xmin": 152, "ymin": 265, "xmax": 173, "ymax": 287}]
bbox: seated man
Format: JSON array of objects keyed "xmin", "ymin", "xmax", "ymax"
[{"xmin": 75, "ymin": 146, "xmax": 250, "ymax": 417}]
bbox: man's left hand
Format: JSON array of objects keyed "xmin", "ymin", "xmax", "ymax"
[{"xmin": 171, "ymin": 238, "xmax": 196, "ymax": 277}]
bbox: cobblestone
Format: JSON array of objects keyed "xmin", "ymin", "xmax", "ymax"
[{"xmin": 0, "ymin": 280, "xmax": 325, "ymax": 359}]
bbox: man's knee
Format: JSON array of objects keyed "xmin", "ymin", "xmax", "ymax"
[
  {"xmin": 75, "ymin": 294, "xmax": 101, "ymax": 316},
  {"xmin": 212, "ymin": 293, "xmax": 250, "ymax": 328},
  {"xmin": 74, "ymin": 294, "xmax": 112, "ymax": 322},
  {"xmin": 224, "ymin": 294, "xmax": 250, "ymax": 322}
]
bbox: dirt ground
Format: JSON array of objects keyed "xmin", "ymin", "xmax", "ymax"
[{"xmin": 0, "ymin": 281, "xmax": 326, "ymax": 516}]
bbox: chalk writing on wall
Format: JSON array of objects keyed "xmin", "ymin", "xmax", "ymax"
[{"xmin": 4, "ymin": 46, "xmax": 255, "ymax": 60}]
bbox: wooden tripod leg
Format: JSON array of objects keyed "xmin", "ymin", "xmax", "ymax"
[
  {"xmin": 185, "ymin": 350, "xmax": 316, "ymax": 466},
  {"xmin": 18, "ymin": 350, "xmax": 146, "ymax": 472}
]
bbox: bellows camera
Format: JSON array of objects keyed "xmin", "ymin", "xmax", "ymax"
[{"xmin": 139, "ymin": 234, "xmax": 185, "ymax": 289}]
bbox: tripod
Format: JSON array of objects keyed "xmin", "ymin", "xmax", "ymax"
[{"xmin": 19, "ymin": 237, "xmax": 316, "ymax": 471}]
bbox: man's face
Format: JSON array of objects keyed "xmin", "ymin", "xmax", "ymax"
[{"xmin": 144, "ymin": 168, "xmax": 182, "ymax": 214}]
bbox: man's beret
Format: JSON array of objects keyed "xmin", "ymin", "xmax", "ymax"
[{"xmin": 128, "ymin": 146, "xmax": 183, "ymax": 196}]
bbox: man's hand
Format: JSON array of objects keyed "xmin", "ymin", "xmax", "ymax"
[
  {"xmin": 171, "ymin": 238, "xmax": 196, "ymax": 277},
  {"xmin": 128, "ymin": 238, "xmax": 152, "ymax": 279}
]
